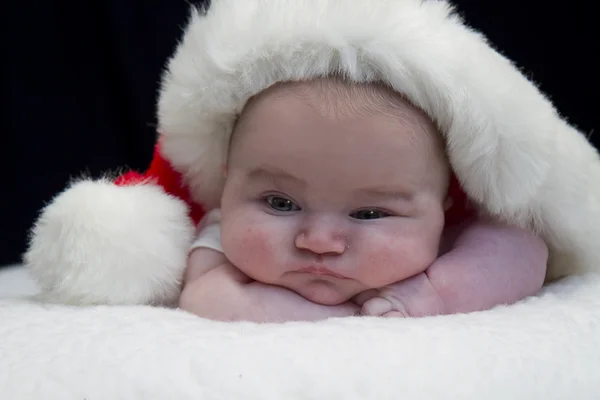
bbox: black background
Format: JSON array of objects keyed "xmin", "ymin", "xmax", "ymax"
[{"xmin": 2, "ymin": 1, "xmax": 598, "ymax": 266}]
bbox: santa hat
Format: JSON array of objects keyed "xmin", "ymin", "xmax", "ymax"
[{"xmin": 24, "ymin": 0, "xmax": 600, "ymax": 306}]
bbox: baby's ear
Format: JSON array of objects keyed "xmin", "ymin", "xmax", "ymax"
[{"xmin": 443, "ymin": 196, "xmax": 453, "ymax": 211}]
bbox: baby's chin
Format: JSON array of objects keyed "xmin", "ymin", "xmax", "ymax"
[{"xmin": 288, "ymin": 279, "xmax": 358, "ymax": 306}]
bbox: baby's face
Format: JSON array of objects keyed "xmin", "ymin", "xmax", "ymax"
[{"xmin": 220, "ymin": 79, "xmax": 450, "ymax": 305}]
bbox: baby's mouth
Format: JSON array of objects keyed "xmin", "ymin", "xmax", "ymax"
[{"xmin": 296, "ymin": 266, "xmax": 349, "ymax": 280}]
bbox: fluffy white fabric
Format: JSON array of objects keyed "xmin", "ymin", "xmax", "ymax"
[
  {"xmin": 24, "ymin": 179, "xmax": 194, "ymax": 306},
  {"xmin": 1, "ymin": 274, "xmax": 599, "ymax": 400}
]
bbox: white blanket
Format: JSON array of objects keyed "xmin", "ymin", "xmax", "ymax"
[{"xmin": 1, "ymin": 273, "xmax": 599, "ymax": 400}]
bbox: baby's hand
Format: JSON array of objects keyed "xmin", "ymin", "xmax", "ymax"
[
  {"xmin": 353, "ymin": 272, "xmax": 445, "ymax": 318},
  {"xmin": 353, "ymin": 289, "xmax": 409, "ymax": 318}
]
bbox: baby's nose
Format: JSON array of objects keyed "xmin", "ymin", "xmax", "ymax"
[{"xmin": 295, "ymin": 219, "xmax": 347, "ymax": 256}]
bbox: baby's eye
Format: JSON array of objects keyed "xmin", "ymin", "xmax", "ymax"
[
  {"xmin": 350, "ymin": 209, "xmax": 390, "ymax": 220},
  {"xmin": 266, "ymin": 195, "xmax": 301, "ymax": 212}
]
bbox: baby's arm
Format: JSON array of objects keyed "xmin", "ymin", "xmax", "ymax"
[
  {"xmin": 359, "ymin": 218, "xmax": 548, "ymax": 317},
  {"xmin": 180, "ymin": 248, "xmax": 359, "ymax": 323}
]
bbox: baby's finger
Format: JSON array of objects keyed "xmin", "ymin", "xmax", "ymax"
[
  {"xmin": 382, "ymin": 311, "xmax": 407, "ymax": 318},
  {"xmin": 361, "ymin": 297, "xmax": 393, "ymax": 316},
  {"xmin": 352, "ymin": 289, "xmax": 379, "ymax": 306}
]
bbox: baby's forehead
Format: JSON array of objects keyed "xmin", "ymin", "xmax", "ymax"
[
  {"xmin": 233, "ymin": 78, "xmax": 451, "ymax": 191},
  {"xmin": 262, "ymin": 77, "xmax": 424, "ymax": 120},
  {"xmin": 239, "ymin": 78, "xmax": 445, "ymax": 152},
  {"xmin": 244, "ymin": 77, "xmax": 441, "ymax": 142},
  {"xmin": 291, "ymin": 79, "xmax": 441, "ymax": 151}
]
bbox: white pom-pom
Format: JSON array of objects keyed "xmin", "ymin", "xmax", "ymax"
[{"xmin": 24, "ymin": 179, "xmax": 194, "ymax": 306}]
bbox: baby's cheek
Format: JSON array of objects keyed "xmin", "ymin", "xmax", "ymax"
[
  {"xmin": 360, "ymin": 243, "xmax": 406, "ymax": 287},
  {"xmin": 359, "ymin": 238, "xmax": 433, "ymax": 287},
  {"xmin": 225, "ymin": 224, "xmax": 278, "ymax": 282}
]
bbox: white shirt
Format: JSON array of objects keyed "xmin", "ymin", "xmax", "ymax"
[{"xmin": 190, "ymin": 209, "xmax": 224, "ymax": 253}]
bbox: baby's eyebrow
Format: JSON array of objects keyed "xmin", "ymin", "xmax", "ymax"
[
  {"xmin": 356, "ymin": 187, "xmax": 414, "ymax": 201},
  {"xmin": 246, "ymin": 166, "xmax": 306, "ymax": 186}
]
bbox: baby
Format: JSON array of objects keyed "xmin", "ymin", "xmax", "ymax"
[{"xmin": 179, "ymin": 77, "xmax": 549, "ymax": 322}]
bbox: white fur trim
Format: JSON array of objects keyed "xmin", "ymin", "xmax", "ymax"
[
  {"xmin": 1, "ymin": 274, "xmax": 599, "ymax": 399},
  {"xmin": 24, "ymin": 179, "xmax": 194, "ymax": 306},
  {"xmin": 158, "ymin": 0, "xmax": 600, "ymax": 279}
]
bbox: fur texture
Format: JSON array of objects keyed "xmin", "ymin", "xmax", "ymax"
[
  {"xmin": 1, "ymin": 274, "xmax": 599, "ymax": 400},
  {"xmin": 158, "ymin": 0, "xmax": 600, "ymax": 280},
  {"xmin": 24, "ymin": 179, "xmax": 194, "ymax": 305}
]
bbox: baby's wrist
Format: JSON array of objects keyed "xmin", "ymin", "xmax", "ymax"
[{"xmin": 396, "ymin": 273, "xmax": 446, "ymax": 317}]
